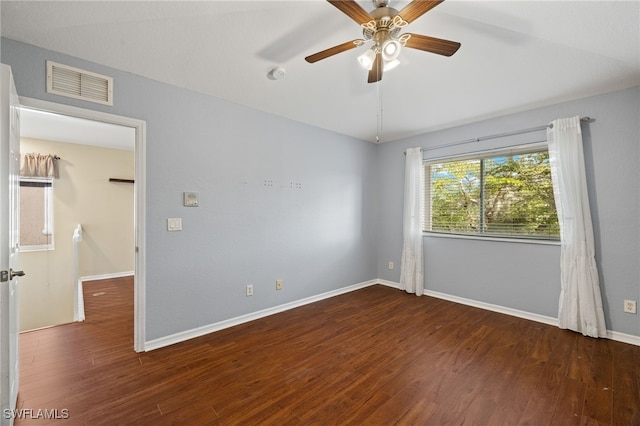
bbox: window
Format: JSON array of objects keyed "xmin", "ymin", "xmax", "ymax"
[
  {"xmin": 424, "ymin": 147, "xmax": 559, "ymax": 240},
  {"xmin": 19, "ymin": 177, "xmax": 54, "ymax": 250}
]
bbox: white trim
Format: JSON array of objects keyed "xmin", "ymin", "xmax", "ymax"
[
  {"xmin": 80, "ymin": 271, "xmax": 134, "ymax": 282},
  {"xmin": 423, "ymin": 287, "xmax": 558, "ymax": 326},
  {"xmin": 134, "ymin": 121, "xmax": 146, "ymax": 352},
  {"xmin": 378, "ymin": 279, "xmax": 401, "ymax": 290},
  {"xmin": 381, "ymin": 280, "xmax": 640, "ymax": 346},
  {"xmin": 144, "ymin": 280, "xmax": 378, "ymax": 351},
  {"xmin": 380, "ymin": 279, "xmax": 557, "ymax": 324},
  {"xmin": 423, "ymin": 231, "xmax": 561, "ymax": 246},
  {"xmin": 75, "ymin": 279, "xmax": 85, "ymax": 322},
  {"xmin": 606, "ymin": 330, "xmax": 640, "ymax": 346},
  {"xmin": 73, "ymin": 224, "xmax": 83, "ymax": 322},
  {"xmin": 18, "ymin": 245, "xmax": 54, "ymax": 252},
  {"xmin": 18, "ymin": 97, "xmax": 139, "ymax": 127},
  {"xmin": 18, "ymin": 96, "xmax": 147, "ymax": 353}
]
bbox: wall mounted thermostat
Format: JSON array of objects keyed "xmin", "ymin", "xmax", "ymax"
[{"xmin": 183, "ymin": 192, "xmax": 199, "ymax": 207}]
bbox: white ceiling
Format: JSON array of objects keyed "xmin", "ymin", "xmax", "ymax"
[
  {"xmin": 2, "ymin": 0, "xmax": 639, "ymax": 143},
  {"xmin": 20, "ymin": 108, "xmax": 135, "ymax": 151}
]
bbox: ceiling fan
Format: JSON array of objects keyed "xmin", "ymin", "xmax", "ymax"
[{"xmin": 305, "ymin": 0, "xmax": 461, "ymax": 83}]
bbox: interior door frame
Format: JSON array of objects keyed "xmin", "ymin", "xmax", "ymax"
[
  {"xmin": 19, "ymin": 96, "xmax": 147, "ymax": 352},
  {"xmin": 1, "ymin": 63, "xmax": 21, "ymax": 425}
]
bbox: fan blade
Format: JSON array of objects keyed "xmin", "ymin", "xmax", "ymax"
[
  {"xmin": 305, "ymin": 40, "xmax": 364, "ymax": 63},
  {"xmin": 404, "ymin": 33, "xmax": 461, "ymax": 56},
  {"xmin": 397, "ymin": 0, "xmax": 444, "ymax": 24},
  {"xmin": 367, "ymin": 52, "xmax": 383, "ymax": 83},
  {"xmin": 327, "ymin": 0, "xmax": 372, "ymax": 25}
]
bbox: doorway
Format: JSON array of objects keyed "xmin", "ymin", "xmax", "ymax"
[{"xmin": 19, "ymin": 97, "xmax": 146, "ymax": 352}]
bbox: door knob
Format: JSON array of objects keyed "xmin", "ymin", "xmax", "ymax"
[{"xmin": 9, "ymin": 269, "xmax": 25, "ymax": 280}]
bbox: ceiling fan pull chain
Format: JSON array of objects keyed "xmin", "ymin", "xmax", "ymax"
[{"xmin": 376, "ymin": 80, "xmax": 384, "ymax": 143}]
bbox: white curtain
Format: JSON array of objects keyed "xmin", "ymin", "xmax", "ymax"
[
  {"xmin": 400, "ymin": 147, "xmax": 424, "ymax": 296},
  {"xmin": 547, "ymin": 116, "xmax": 606, "ymax": 338}
]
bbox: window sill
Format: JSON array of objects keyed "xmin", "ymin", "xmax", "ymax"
[
  {"xmin": 20, "ymin": 246, "xmax": 55, "ymax": 252},
  {"xmin": 423, "ymin": 232, "xmax": 560, "ymax": 246}
]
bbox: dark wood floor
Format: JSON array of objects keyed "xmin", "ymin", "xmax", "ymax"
[{"xmin": 16, "ymin": 277, "xmax": 640, "ymax": 425}]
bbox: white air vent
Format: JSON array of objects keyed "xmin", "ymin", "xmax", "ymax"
[{"xmin": 46, "ymin": 61, "xmax": 113, "ymax": 106}]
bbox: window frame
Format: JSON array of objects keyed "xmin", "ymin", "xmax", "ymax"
[
  {"xmin": 19, "ymin": 176, "xmax": 55, "ymax": 251},
  {"xmin": 423, "ymin": 142, "xmax": 560, "ymax": 243}
]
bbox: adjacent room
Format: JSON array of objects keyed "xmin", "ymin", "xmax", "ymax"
[
  {"xmin": 18, "ymin": 109, "xmax": 135, "ymax": 332},
  {"xmin": 0, "ymin": 0, "xmax": 638, "ymax": 424}
]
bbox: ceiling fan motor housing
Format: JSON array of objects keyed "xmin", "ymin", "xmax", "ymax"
[
  {"xmin": 362, "ymin": 7, "xmax": 403, "ymax": 43},
  {"xmin": 370, "ymin": 6, "xmax": 400, "ymax": 26},
  {"xmin": 372, "ymin": 0, "xmax": 391, "ymax": 7}
]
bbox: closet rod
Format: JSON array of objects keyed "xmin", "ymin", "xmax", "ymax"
[{"xmin": 407, "ymin": 116, "xmax": 592, "ymax": 154}]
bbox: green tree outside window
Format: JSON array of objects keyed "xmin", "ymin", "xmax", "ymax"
[{"xmin": 426, "ymin": 151, "xmax": 559, "ymax": 239}]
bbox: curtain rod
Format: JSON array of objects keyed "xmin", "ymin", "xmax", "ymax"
[{"xmin": 406, "ymin": 116, "xmax": 592, "ymax": 154}]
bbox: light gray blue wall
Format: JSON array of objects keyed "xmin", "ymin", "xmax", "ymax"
[
  {"xmin": 3, "ymin": 37, "xmax": 638, "ymax": 340},
  {"xmin": 377, "ymin": 87, "xmax": 640, "ymax": 337},
  {"xmin": 2, "ymin": 38, "xmax": 379, "ymax": 341}
]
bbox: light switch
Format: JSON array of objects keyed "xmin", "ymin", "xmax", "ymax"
[{"xmin": 167, "ymin": 218, "xmax": 182, "ymax": 231}]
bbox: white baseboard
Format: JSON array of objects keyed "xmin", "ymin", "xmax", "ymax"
[
  {"xmin": 81, "ymin": 271, "xmax": 134, "ymax": 282},
  {"xmin": 144, "ymin": 279, "xmax": 379, "ymax": 351},
  {"xmin": 606, "ymin": 330, "xmax": 640, "ymax": 346},
  {"xmin": 377, "ymin": 279, "xmax": 401, "ymax": 290},
  {"xmin": 144, "ymin": 278, "xmax": 639, "ymax": 351},
  {"xmin": 380, "ymin": 280, "xmax": 640, "ymax": 346},
  {"xmin": 424, "ymin": 288, "xmax": 559, "ymax": 327}
]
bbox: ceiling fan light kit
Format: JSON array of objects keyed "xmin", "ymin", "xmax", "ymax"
[
  {"xmin": 305, "ymin": 0, "xmax": 461, "ymax": 83},
  {"xmin": 357, "ymin": 49, "xmax": 377, "ymax": 70},
  {"xmin": 381, "ymin": 39, "xmax": 401, "ymax": 62}
]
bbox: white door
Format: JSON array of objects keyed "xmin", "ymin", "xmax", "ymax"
[{"xmin": 0, "ymin": 64, "xmax": 22, "ymax": 425}]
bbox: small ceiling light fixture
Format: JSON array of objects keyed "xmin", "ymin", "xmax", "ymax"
[
  {"xmin": 357, "ymin": 49, "xmax": 377, "ymax": 70},
  {"xmin": 357, "ymin": 40, "xmax": 403, "ymax": 72},
  {"xmin": 267, "ymin": 67, "xmax": 286, "ymax": 80},
  {"xmin": 381, "ymin": 39, "xmax": 401, "ymax": 61}
]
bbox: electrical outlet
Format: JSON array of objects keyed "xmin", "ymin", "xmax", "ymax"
[
  {"xmin": 276, "ymin": 280, "xmax": 282, "ymax": 290},
  {"xmin": 246, "ymin": 285, "xmax": 253, "ymax": 297},
  {"xmin": 624, "ymin": 300, "xmax": 636, "ymax": 314},
  {"xmin": 388, "ymin": 262, "xmax": 394, "ymax": 270}
]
